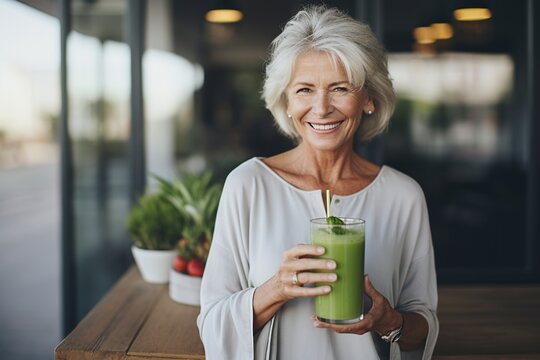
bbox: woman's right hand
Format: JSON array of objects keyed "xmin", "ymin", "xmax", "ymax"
[
  {"xmin": 253, "ymin": 243, "xmax": 337, "ymax": 330},
  {"xmin": 276, "ymin": 243, "xmax": 337, "ymax": 301}
]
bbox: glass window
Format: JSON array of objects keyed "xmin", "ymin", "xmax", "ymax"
[
  {"xmin": 68, "ymin": 0, "xmax": 132, "ymax": 320},
  {"xmin": 384, "ymin": 0, "xmax": 531, "ymax": 281},
  {"xmin": 0, "ymin": 0, "xmax": 61, "ymax": 358},
  {"xmin": 144, "ymin": 0, "xmax": 205, "ymax": 182},
  {"xmin": 143, "ymin": 1, "xmax": 296, "ymax": 184}
]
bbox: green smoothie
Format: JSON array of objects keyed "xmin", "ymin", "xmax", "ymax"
[{"xmin": 311, "ymin": 220, "xmax": 365, "ymax": 324}]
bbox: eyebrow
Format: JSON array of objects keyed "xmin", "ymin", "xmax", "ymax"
[{"xmin": 291, "ymin": 80, "xmax": 352, "ymax": 87}]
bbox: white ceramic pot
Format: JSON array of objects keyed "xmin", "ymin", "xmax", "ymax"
[
  {"xmin": 169, "ymin": 269, "xmax": 202, "ymax": 306},
  {"xmin": 131, "ymin": 246, "xmax": 176, "ymax": 284}
]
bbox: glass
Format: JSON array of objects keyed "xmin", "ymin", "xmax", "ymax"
[
  {"xmin": 68, "ymin": 0, "xmax": 132, "ymax": 321},
  {"xmin": 383, "ymin": 0, "xmax": 533, "ymax": 281},
  {"xmin": 143, "ymin": 0, "xmax": 204, "ymax": 185},
  {"xmin": 0, "ymin": 1, "xmax": 61, "ymax": 357},
  {"xmin": 311, "ymin": 217, "xmax": 365, "ymax": 324}
]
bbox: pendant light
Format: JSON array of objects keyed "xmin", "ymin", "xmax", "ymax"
[
  {"xmin": 206, "ymin": 0, "xmax": 243, "ymax": 24},
  {"xmin": 454, "ymin": 0, "xmax": 492, "ymax": 21}
]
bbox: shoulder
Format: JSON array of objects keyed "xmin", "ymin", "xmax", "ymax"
[
  {"xmin": 376, "ymin": 166, "xmax": 426, "ymax": 204},
  {"xmin": 223, "ymin": 157, "xmax": 266, "ymax": 188},
  {"xmin": 221, "ymin": 157, "xmax": 280, "ymax": 198}
]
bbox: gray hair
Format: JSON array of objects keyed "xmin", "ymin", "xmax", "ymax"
[{"xmin": 262, "ymin": 5, "xmax": 395, "ymax": 142}]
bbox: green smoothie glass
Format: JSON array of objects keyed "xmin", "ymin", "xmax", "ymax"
[{"xmin": 311, "ymin": 217, "xmax": 365, "ymax": 324}]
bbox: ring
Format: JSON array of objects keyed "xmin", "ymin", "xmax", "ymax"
[{"xmin": 292, "ymin": 272, "xmax": 299, "ymax": 286}]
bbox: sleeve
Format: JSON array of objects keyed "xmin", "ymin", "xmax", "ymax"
[
  {"xmin": 196, "ymin": 170, "xmax": 257, "ymax": 360},
  {"xmin": 392, "ymin": 186, "xmax": 439, "ymax": 360}
]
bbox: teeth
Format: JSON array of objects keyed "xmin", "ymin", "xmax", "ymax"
[{"xmin": 311, "ymin": 122, "xmax": 340, "ymax": 131}]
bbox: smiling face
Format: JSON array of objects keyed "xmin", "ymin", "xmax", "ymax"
[{"xmin": 286, "ymin": 51, "xmax": 374, "ymax": 152}]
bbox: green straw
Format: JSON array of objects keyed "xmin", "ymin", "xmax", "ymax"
[{"xmin": 326, "ymin": 189, "xmax": 331, "ymax": 218}]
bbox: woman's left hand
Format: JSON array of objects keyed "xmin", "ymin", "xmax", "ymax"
[{"xmin": 312, "ymin": 275, "xmax": 402, "ymax": 337}]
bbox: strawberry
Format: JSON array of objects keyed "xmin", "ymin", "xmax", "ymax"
[
  {"xmin": 173, "ymin": 256, "xmax": 188, "ymax": 273},
  {"xmin": 187, "ymin": 258, "xmax": 205, "ymax": 277}
]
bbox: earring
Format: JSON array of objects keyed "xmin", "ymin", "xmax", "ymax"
[
  {"xmin": 367, "ymin": 110, "xmax": 373, "ymax": 115},
  {"xmin": 287, "ymin": 114, "xmax": 292, "ymax": 118}
]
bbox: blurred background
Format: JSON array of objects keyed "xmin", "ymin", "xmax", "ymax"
[{"xmin": 0, "ymin": 0, "xmax": 538, "ymax": 358}]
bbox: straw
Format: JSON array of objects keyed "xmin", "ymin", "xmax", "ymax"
[{"xmin": 326, "ymin": 189, "xmax": 331, "ymax": 218}]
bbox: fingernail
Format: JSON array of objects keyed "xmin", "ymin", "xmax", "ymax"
[
  {"xmin": 313, "ymin": 322, "xmax": 320, "ymax": 328},
  {"xmin": 317, "ymin": 246, "xmax": 324, "ymax": 254},
  {"xmin": 323, "ymin": 286, "xmax": 331, "ymax": 293},
  {"xmin": 327, "ymin": 261, "xmax": 336, "ymax": 269},
  {"xmin": 327, "ymin": 274, "xmax": 337, "ymax": 281}
]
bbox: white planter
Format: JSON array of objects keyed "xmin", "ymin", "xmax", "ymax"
[
  {"xmin": 131, "ymin": 246, "xmax": 176, "ymax": 284},
  {"xmin": 169, "ymin": 269, "xmax": 202, "ymax": 306}
]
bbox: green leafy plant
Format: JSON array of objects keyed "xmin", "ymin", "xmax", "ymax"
[
  {"xmin": 126, "ymin": 192, "xmax": 184, "ymax": 250},
  {"xmin": 155, "ymin": 172, "xmax": 222, "ymax": 276}
]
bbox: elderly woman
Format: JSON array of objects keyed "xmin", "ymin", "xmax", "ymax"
[{"xmin": 197, "ymin": 6, "xmax": 438, "ymax": 360}]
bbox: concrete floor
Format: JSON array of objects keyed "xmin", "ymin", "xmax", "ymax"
[{"xmin": 0, "ymin": 163, "xmax": 61, "ymax": 360}]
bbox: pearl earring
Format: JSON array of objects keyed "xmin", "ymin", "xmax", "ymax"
[
  {"xmin": 287, "ymin": 114, "xmax": 292, "ymax": 118},
  {"xmin": 367, "ymin": 110, "xmax": 373, "ymax": 115}
]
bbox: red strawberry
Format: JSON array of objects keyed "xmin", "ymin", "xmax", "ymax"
[
  {"xmin": 187, "ymin": 258, "xmax": 205, "ymax": 277},
  {"xmin": 173, "ymin": 256, "xmax": 187, "ymax": 273}
]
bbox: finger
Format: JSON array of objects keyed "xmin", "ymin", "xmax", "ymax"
[
  {"xmin": 285, "ymin": 284, "xmax": 331, "ymax": 298},
  {"xmin": 311, "ymin": 315, "xmax": 370, "ymax": 335},
  {"xmin": 363, "ymin": 275, "xmax": 382, "ymax": 302},
  {"xmin": 295, "ymin": 258, "xmax": 336, "ymax": 272},
  {"xmin": 297, "ymin": 271, "xmax": 337, "ymax": 285},
  {"xmin": 280, "ymin": 258, "xmax": 336, "ymax": 276},
  {"xmin": 283, "ymin": 244, "xmax": 325, "ymax": 260}
]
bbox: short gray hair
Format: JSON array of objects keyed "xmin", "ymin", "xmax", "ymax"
[{"xmin": 262, "ymin": 5, "xmax": 395, "ymax": 143}]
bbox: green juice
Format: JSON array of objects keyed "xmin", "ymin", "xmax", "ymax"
[{"xmin": 312, "ymin": 225, "xmax": 365, "ymax": 323}]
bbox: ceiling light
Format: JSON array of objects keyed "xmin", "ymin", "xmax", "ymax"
[
  {"xmin": 430, "ymin": 23, "xmax": 453, "ymax": 40},
  {"xmin": 454, "ymin": 7, "xmax": 492, "ymax": 21},
  {"xmin": 206, "ymin": 1, "xmax": 243, "ymax": 23},
  {"xmin": 414, "ymin": 27, "xmax": 436, "ymax": 45}
]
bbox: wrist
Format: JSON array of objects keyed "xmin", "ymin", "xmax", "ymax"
[
  {"xmin": 380, "ymin": 311, "xmax": 403, "ymax": 343},
  {"xmin": 265, "ymin": 274, "xmax": 288, "ymax": 305}
]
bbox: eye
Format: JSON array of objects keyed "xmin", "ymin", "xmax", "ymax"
[
  {"xmin": 332, "ymin": 87, "xmax": 350, "ymax": 93},
  {"xmin": 296, "ymin": 88, "xmax": 312, "ymax": 94}
]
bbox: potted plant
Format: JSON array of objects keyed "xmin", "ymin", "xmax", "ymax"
[
  {"xmin": 156, "ymin": 172, "xmax": 222, "ymax": 305},
  {"xmin": 127, "ymin": 191, "xmax": 184, "ymax": 284}
]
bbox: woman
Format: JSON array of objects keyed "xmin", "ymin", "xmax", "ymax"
[{"xmin": 197, "ymin": 6, "xmax": 438, "ymax": 360}]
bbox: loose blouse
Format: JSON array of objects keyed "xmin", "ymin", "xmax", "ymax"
[{"xmin": 197, "ymin": 158, "xmax": 439, "ymax": 360}]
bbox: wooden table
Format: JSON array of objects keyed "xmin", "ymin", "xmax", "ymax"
[
  {"xmin": 55, "ymin": 266, "xmax": 540, "ymax": 359},
  {"xmin": 435, "ymin": 285, "xmax": 540, "ymax": 359},
  {"xmin": 55, "ymin": 266, "xmax": 204, "ymax": 360}
]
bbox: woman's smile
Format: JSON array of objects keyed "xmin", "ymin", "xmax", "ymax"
[{"xmin": 308, "ymin": 120, "xmax": 344, "ymax": 132}]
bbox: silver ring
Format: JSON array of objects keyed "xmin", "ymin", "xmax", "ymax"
[{"xmin": 292, "ymin": 272, "xmax": 299, "ymax": 286}]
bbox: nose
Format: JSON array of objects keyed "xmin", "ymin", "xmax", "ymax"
[{"xmin": 312, "ymin": 90, "xmax": 334, "ymax": 118}]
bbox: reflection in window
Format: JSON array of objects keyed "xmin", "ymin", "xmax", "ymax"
[
  {"xmin": 0, "ymin": 0, "xmax": 60, "ymax": 167},
  {"xmin": 67, "ymin": 0, "xmax": 132, "ymax": 320},
  {"xmin": 68, "ymin": 33, "xmax": 130, "ymax": 141},
  {"xmin": 388, "ymin": 53, "xmax": 514, "ymax": 162},
  {"xmin": 0, "ymin": 0, "xmax": 61, "ymax": 357},
  {"xmin": 143, "ymin": 49, "xmax": 204, "ymax": 182},
  {"xmin": 386, "ymin": 51, "xmax": 528, "ymax": 279}
]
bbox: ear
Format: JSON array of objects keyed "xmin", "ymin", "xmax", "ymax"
[{"xmin": 362, "ymin": 97, "xmax": 375, "ymax": 115}]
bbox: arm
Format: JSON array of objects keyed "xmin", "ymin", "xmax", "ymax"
[
  {"xmin": 400, "ymin": 312, "xmax": 429, "ymax": 351},
  {"xmin": 197, "ymin": 175, "xmax": 256, "ymax": 359},
  {"xmin": 253, "ymin": 245, "xmax": 336, "ymax": 330}
]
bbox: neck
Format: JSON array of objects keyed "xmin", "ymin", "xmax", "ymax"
[{"xmin": 291, "ymin": 142, "xmax": 359, "ymax": 187}]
